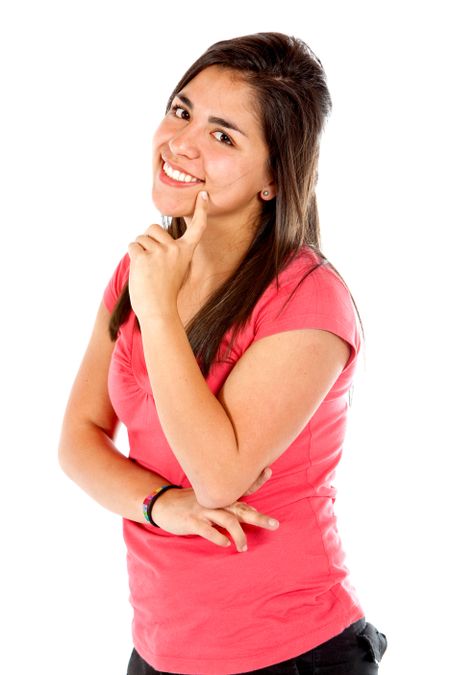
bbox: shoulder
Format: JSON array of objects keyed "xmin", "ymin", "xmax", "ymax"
[
  {"xmin": 256, "ymin": 245, "xmax": 353, "ymax": 313},
  {"xmin": 250, "ymin": 245, "xmax": 361, "ymax": 369}
]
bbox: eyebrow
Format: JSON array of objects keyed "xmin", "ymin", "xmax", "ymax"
[{"xmin": 175, "ymin": 93, "xmax": 248, "ymax": 138}]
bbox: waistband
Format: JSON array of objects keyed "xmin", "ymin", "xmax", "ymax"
[{"xmin": 340, "ymin": 617, "xmax": 367, "ymax": 636}]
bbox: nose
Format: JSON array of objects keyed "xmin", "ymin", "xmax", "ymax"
[{"xmin": 167, "ymin": 123, "xmax": 201, "ymax": 159}]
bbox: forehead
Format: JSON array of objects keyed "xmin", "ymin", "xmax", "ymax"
[{"xmin": 178, "ymin": 66, "xmax": 263, "ymax": 136}]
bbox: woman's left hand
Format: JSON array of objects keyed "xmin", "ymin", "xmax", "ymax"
[{"xmin": 127, "ymin": 190, "xmax": 209, "ymax": 321}]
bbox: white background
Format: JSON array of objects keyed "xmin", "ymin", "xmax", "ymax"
[{"xmin": 1, "ymin": 1, "xmax": 448, "ymax": 673}]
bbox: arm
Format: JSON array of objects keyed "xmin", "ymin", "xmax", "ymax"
[
  {"xmin": 58, "ymin": 300, "xmax": 175, "ymax": 525},
  {"xmin": 128, "ymin": 193, "xmax": 352, "ymax": 510},
  {"xmin": 140, "ymin": 315, "xmax": 350, "ymax": 510},
  {"xmin": 58, "ymin": 299, "xmax": 278, "ymax": 552},
  {"xmin": 140, "ymin": 314, "xmax": 238, "ymax": 509}
]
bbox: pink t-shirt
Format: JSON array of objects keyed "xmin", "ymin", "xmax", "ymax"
[{"xmin": 103, "ymin": 245, "xmax": 365, "ymax": 675}]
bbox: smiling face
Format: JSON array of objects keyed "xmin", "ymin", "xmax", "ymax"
[{"xmin": 151, "ymin": 65, "xmax": 276, "ymax": 229}]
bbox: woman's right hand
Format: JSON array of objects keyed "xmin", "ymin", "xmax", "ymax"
[{"xmin": 150, "ymin": 468, "xmax": 279, "ymax": 553}]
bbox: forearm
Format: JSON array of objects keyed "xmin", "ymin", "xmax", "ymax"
[
  {"xmin": 58, "ymin": 422, "xmax": 170, "ymax": 524},
  {"xmin": 140, "ymin": 313, "xmax": 240, "ymax": 508}
]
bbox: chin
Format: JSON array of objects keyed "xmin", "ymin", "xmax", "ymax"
[{"xmin": 152, "ymin": 188, "xmax": 195, "ymax": 219}]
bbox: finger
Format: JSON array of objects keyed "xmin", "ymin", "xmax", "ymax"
[
  {"xmin": 128, "ymin": 241, "xmax": 148, "ymax": 257},
  {"xmin": 192, "ymin": 519, "xmax": 232, "ymax": 549},
  {"xmin": 201, "ymin": 509, "xmax": 248, "ymax": 552},
  {"xmin": 142, "ymin": 223, "xmax": 174, "ymax": 243},
  {"xmin": 181, "ymin": 190, "xmax": 209, "ymax": 246},
  {"xmin": 133, "ymin": 233, "xmax": 163, "ymax": 251},
  {"xmin": 225, "ymin": 501, "xmax": 279, "ymax": 531}
]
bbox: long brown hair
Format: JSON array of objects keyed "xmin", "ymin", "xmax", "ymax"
[{"xmin": 108, "ymin": 32, "xmax": 364, "ymax": 377}]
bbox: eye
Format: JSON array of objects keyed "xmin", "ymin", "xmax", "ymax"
[
  {"xmin": 170, "ymin": 104, "xmax": 189, "ymax": 120},
  {"xmin": 169, "ymin": 103, "xmax": 234, "ymax": 146},
  {"xmin": 212, "ymin": 131, "xmax": 234, "ymax": 146}
]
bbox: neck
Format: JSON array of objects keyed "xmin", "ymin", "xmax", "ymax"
[{"xmin": 183, "ymin": 212, "xmax": 256, "ymax": 287}]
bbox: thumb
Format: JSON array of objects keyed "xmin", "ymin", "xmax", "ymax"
[{"xmin": 182, "ymin": 190, "xmax": 209, "ymax": 246}]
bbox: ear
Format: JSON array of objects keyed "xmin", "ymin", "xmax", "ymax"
[{"xmin": 261, "ymin": 179, "xmax": 277, "ymax": 201}]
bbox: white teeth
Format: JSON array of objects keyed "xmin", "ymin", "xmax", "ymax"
[{"xmin": 163, "ymin": 161, "xmax": 201, "ymax": 183}]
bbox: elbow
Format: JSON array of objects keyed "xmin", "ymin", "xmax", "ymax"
[
  {"xmin": 57, "ymin": 413, "xmax": 78, "ymax": 476},
  {"xmin": 57, "ymin": 421, "xmax": 82, "ymax": 478},
  {"xmin": 196, "ymin": 494, "xmax": 231, "ymax": 510},
  {"xmin": 189, "ymin": 452, "xmax": 245, "ymax": 509},
  {"xmin": 203, "ymin": 496, "xmax": 237, "ymax": 510},
  {"xmin": 194, "ymin": 483, "xmax": 241, "ymax": 510},
  {"xmin": 57, "ymin": 435, "xmax": 73, "ymax": 477},
  {"xmin": 193, "ymin": 486, "xmax": 220, "ymax": 510}
]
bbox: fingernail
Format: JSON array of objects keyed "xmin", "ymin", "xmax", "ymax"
[
  {"xmin": 200, "ymin": 190, "xmax": 208, "ymax": 201},
  {"xmin": 268, "ymin": 519, "xmax": 279, "ymax": 528},
  {"xmin": 240, "ymin": 545, "xmax": 248, "ymax": 552},
  {"xmin": 265, "ymin": 468, "xmax": 272, "ymax": 477}
]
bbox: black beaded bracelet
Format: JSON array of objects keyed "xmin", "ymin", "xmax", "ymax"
[{"xmin": 143, "ymin": 484, "xmax": 182, "ymax": 527}]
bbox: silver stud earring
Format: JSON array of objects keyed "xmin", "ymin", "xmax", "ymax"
[{"xmin": 262, "ymin": 190, "xmax": 270, "ymax": 197}]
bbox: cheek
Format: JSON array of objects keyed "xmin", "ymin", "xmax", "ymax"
[
  {"xmin": 208, "ymin": 172, "xmax": 258, "ymax": 201},
  {"xmin": 151, "ymin": 132, "xmax": 164, "ymax": 162},
  {"xmin": 152, "ymin": 119, "xmax": 165, "ymax": 141},
  {"xmin": 152, "ymin": 119, "xmax": 175, "ymax": 149},
  {"xmin": 206, "ymin": 157, "xmax": 253, "ymax": 189}
]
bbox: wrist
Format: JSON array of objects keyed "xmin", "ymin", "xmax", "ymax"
[
  {"xmin": 142, "ymin": 484, "xmax": 182, "ymax": 527},
  {"xmin": 138, "ymin": 307, "xmax": 179, "ymax": 329}
]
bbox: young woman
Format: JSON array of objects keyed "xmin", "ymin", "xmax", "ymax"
[{"xmin": 59, "ymin": 32, "xmax": 387, "ymax": 675}]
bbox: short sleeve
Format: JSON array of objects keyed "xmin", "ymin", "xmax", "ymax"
[
  {"xmin": 253, "ymin": 263, "xmax": 361, "ymax": 371},
  {"xmin": 102, "ymin": 252, "xmax": 130, "ymax": 313}
]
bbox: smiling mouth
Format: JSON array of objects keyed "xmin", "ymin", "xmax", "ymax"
[{"xmin": 162, "ymin": 159, "xmax": 204, "ymax": 184}]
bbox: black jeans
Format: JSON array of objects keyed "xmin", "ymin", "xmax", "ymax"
[{"xmin": 126, "ymin": 617, "xmax": 388, "ymax": 674}]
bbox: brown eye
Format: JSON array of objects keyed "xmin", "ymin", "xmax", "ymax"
[
  {"xmin": 212, "ymin": 131, "xmax": 233, "ymax": 146},
  {"xmin": 171, "ymin": 105, "xmax": 189, "ymax": 120}
]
